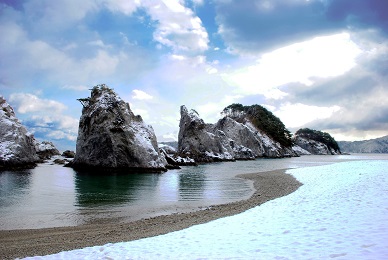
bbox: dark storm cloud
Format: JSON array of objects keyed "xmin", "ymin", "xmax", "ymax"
[
  {"xmin": 326, "ymin": 0, "xmax": 388, "ymax": 32},
  {"xmin": 308, "ymin": 102, "xmax": 388, "ymax": 133},
  {"xmin": 295, "ymin": 74, "xmax": 388, "ymax": 134},
  {"xmin": 215, "ymin": 0, "xmax": 388, "ymax": 53},
  {"xmin": 282, "ymin": 70, "xmax": 378, "ymax": 106}
]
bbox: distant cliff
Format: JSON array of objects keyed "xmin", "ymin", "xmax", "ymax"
[
  {"xmin": 293, "ymin": 128, "xmax": 341, "ymax": 155},
  {"xmin": 178, "ymin": 104, "xmax": 297, "ymax": 162},
  {"xmin": 338, "ymin": 136, "xmax": 388, "ymax": 153},
  {"xmin": 71, "ymin": 84, "xmax": 167, "ymax": 172}
]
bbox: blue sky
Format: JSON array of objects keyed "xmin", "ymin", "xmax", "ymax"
[{"xmin": 1, "ymin": 0, "xmax": 388, "ymax": 151}]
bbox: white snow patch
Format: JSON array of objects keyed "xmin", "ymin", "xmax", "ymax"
[
  {"xmin": 24, "ymin": 160, "xmax": 388, "ymax": 259},
  {"xmin": 244, "ymin": 120, "xmax": 280, "ymax": 149},
  {"xmin": 205, "ymin": 150, "xmax": 233, "ymax": 160},
  {"xmin": 292, "ymin": 145, "xmax": 311, "ymax": 155},
  {"xmin": 0, "ymin": 140, "xmax": 16, "ymax": 160},
  {"xmin": 34, "ymin": 141, "xmax": 56, "ymax": 152},
  {"xmin": 174, "ymin": 156, "xmax": 195, "ymax": 164}
]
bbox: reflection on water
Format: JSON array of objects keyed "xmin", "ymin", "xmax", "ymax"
[
  {"xmin": 74, "ymin": 172, "xmax": 160, "ymax": 206},
  {"xmin": 0, "ymin": 154, "xmax": 387, "ymax": 230},
  {"xmin": 177, "ymin": 167, "xmax": 206, "ymax": 201},
  {"xmin": 0, "ymin": 170, "xmax": 31, "ymax": 208}
]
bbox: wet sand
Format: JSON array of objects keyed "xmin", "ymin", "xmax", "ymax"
[{"xmin": 0, "ymin": 169, "xmax": 302, "ymax": 259}]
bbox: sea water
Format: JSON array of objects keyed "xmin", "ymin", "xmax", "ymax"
[
  {"xmin": 24, "ymin": 157, "xmax": 388, "ymax": 259},
  {"xmin": 1, "ymin": 154, "xmax": 387, "ymax": 230}
]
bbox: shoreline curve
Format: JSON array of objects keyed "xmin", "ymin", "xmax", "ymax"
[{"xmin": 0, "ymin": 169, "xmax": 302, "ymax": 259}]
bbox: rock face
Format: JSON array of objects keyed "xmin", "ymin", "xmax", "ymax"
[
  {"xmin": 338, "ymin": 135, "xmax": 388, "ymax": 153},
  {"xmin": 62, "ymin": 150, "xmax": 75, "ymax": 158},
  {"xmin": 293, "ymin": 128, "xmax": 341, "ymax": 155},
  {"xmin": 159, "ymin": 143, "xmax": 196, "ymax": 167},
  {"xmin": 178, "ymin": 106, "xmax": 297, "ymax": 162},
  {"xmin": 34, "ymin": 140, "xmax": 60, "ymax": 160},
  {"xmin": 71, "ymin": 84, "xmax": 167, "ymax": 172},
  {"xmin": 293, "ymin": 136, "xmax": 339, "ymax": 155},
  {"xmin": 0, "ymin": 96, "xmax": 39, "ymax": 169}
]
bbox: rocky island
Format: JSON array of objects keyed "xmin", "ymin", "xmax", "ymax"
[
  {"xmin": 1, "ymin": 86, "xmax": 344, "ymax": 171},
  {"xmin": 177, "ymin": 104, "xmax": 298, "ymax": 163},
  {"xmin": 70, "ymin": 84, "xmax": 167, "ymax": 172},
  {"xmin": 293, "ymin": 128, "xmax": 342, "ymax": 155}
]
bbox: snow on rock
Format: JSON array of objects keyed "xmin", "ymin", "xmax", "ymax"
[
  {"xmin": 70, "ymin": 84, "xmax": 167, "ymax": 172},
  {"xmin": 29, "ymin": 160, "xmax": 388, "ymax": 259},
  {"xmin": 158, "ymin": 143, "xmax": 176, "ymax": 154},
  {"xmin": 177, "ymin": 105, "xmax": 235, "ymax": 163},
  {"xmin": 34, "ymin": 140, "xmax": 60, "ymax": 160},
  {"xmin": 294, "ymin": 136, "xmax": 339, "ymax": 155},
  {"xmin": 0, "ymin": 96, "xmax": 39, "ymax": 169},
  {"xmin": 178, "ymin": 105, "xmax": 297, "ymax": 163},
  {"xmin": 292, "ymin": 144, "xmax": 311, "ymax": 155}
]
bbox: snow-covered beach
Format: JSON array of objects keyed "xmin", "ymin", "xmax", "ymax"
[{"xmin": 22, "ymin": 160, "xmax": 387, "ymax": 259}]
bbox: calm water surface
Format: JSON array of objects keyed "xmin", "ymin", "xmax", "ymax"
[{"xmin": 0, "ymin": 154, "xmax": 386, "ymax": 230}]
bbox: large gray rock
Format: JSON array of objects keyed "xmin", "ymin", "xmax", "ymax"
[
  {"xmin": 0, "ymin": 96, "xmax": 39, "ymax": 169},
  {"xmin": 177, "ymin": 105, "xmax": 297, "ymax": 163},
  {"xmin": 71, "ymin": 84, "xmax": 167, "ymax": 172},
  {"xmin": 293, "ymin": 136, "xmax": 340, "ymax": 155},
  {"xmin": 34, "ymin": 140, "xmax": 60, "ymax": 160},
  {"xmin": 178, "ymin": 106, "xmax": 234, "ymax": 162}
]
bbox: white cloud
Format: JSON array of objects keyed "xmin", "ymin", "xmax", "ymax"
[
  {"xmin": 23, "ymin": 0, "xmax": 97, "ymax": 31},
  {"xmin": 274, "ymin": 103, "xmax": 341, "ymax": 129},
  {"xmin": 132, "ymin": 90, "xmax": 153, "ymax": 100},
  {"xmin": 144, "ymin": 0, "xmax": 209, "ymax": 55},
  {"xmin": 9, "ymin": 93, "xmax": 67, "ymax": 114},
  {"xmin": 196, "ymin": 95, "xmax": 243, "ymax": 123},
  {"xmin": 101, "ymin": 0, "xmax": 210, "ymax": 55},
  {"xmin": 330, "ymin": 129, "xmax": 388, "ymax": 142},
  {"xmin": 161, "ymin": 132, "xmax": 178, "ymax": 141},
  {"xmin": 192, "ymin": 0, "xmax": 204, "ymax": 6},
  {"xmin": 8, "ymin": 93, "xmax": 79, "ymax": 142},
  {"xmin": 47, "ymin": 130, "xmax": 77, "ymax": 141},
  {"xmin": 87, "ymin": 40, "xmax": 106, "ymax": 48},
  {"xmin": 132, "ymin": 108, "xmax": 150, "ymax": 120},
  {"xmin": 82, "ymin": 50, "xmax": 120, "ymax": 76},
  {"xmin": 159, "ymin": 114, "xmax": 180, "ymax": 127},
  {"xmin": 170, "ymin": 54, "xmax": 186, "ymax": 61},
  {"xmin": 0, "ymin": 21, "xmax": 125, "ymax": 87},
  {"xmin": 223, "ymin": 33, "xmax": 362, "ymax": 99},
  {"xmin": 61, "ymin": 85, "xmax": 89, "ymax": 91},
  {"xmin": 103, "ymin": 0, "xmax": 141, "ymax": 15}
]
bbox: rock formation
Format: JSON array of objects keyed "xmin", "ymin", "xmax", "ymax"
[
  {"xmin": 34, "ymin": 140, "xmax": 60, "ymax": 160},
  {"xmin": 71, "ymin": 84, "xmax": 167, "ymax": 172},
  {"xmin": 0, "ymin": 96, "xmax": 39, "ymax": 169},
  {"xmin": 159, "ymin": 143, "xmax": 196, "ymax": 167},
  {"xmin": 177, "ymin": 105, "xmax": 297, "ymax": 163},
  {"xmin": 62, "ymin": 150, "xmax": 75, "ymax": 158},
  {"xmin": 293, "ymin": 128, "xmax": 341, "ymax": 155}
]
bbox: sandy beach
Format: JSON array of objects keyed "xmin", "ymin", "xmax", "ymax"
[{"xmin": 0, "ymin": 169, "xmax": 302, "ymax": 259}]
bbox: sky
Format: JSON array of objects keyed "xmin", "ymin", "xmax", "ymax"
[{"xmin": 1, "ymin": 0, "xmax": 388, "ymax": 151}]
